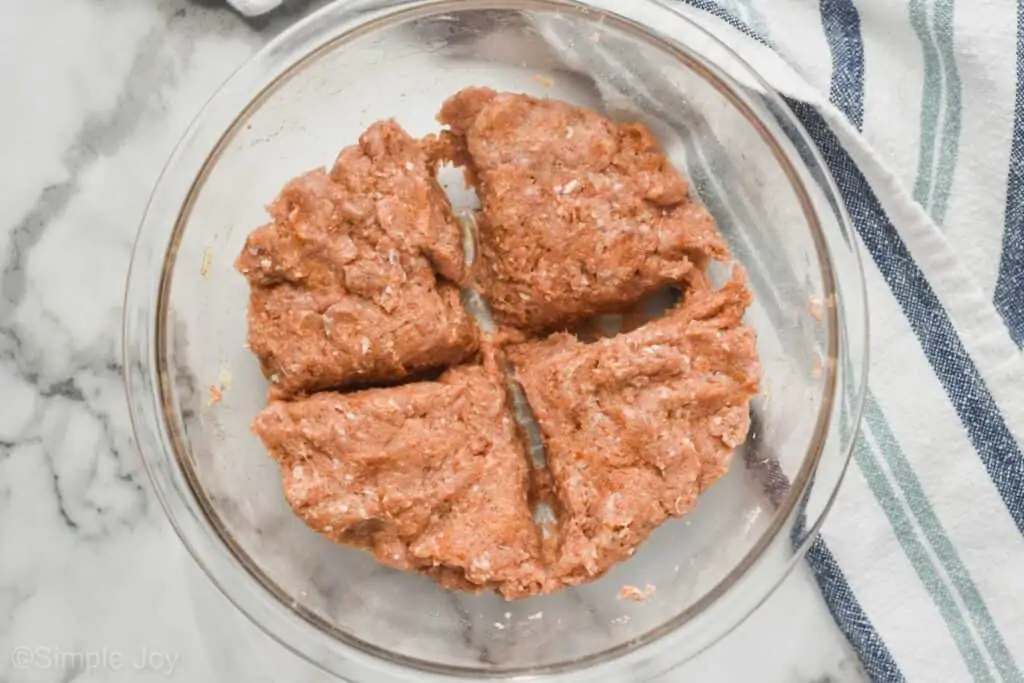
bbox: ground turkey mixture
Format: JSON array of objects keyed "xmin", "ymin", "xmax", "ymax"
[
  {"xmin": 237, "ymin": 120, "xmax": 477, "ymax": 399},
  {"xmin": 508, "ymin": 270, "xmax": 760, "ymax": 585},
  {"xmin": 434, "ymin": 87, "xmax": 728, "ymax": 332},
  {"xmin": 253, "ymin": 364, "xmax": 555, "ymax": 599},
  {"xmin": 239, "ymin": 93, "xmax": 761, "ymax": 599}
]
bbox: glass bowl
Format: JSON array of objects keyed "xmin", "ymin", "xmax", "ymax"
[{"xmin": 124, "ymin": 0, "xmax": 868, "ymax": 681}]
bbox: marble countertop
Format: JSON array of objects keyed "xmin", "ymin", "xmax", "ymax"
[{"xmin": 0, "ymin": 1, "xmax": 867, "ymax": 681}]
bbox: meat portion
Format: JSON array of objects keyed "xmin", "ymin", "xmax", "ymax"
[
  {"xmin": 508, "ymin": 271, "xmax": 760, "ymax": 585},
  {"xmin": 252, "ymin": 364, "xmax": 555, "ymax": 599},
  {"xmin": 236, "ymin": 120, "xmax": 477, "ymax": 398},
  {"xmin": 435, "ymin": 87, "xmax": 728, "ymax": 331},
  {"xmin": 238, "ymin": 96, "xmax": 763, "ymax": 600}
]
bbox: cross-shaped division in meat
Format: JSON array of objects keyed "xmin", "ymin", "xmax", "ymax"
[{"xmin": 239, "ymin": 92, "xmax": 761, "ymax": 599}]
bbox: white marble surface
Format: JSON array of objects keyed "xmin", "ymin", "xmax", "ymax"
[{"xmin": 0, "ymin": 1, "xmax": 867, "ymax": 681}]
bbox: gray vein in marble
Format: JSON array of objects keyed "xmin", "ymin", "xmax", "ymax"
[
  {"xmin": 442, "ymin": 592, "xmax": 491, "ymax": 664},
  {"xmin": 1, "ymin": 28, "xmax": 170, "ymax": 320},
  {"xmin": 0, "ymin": 583, "xmax": 35, "ymax": 636},
  {"xmin": 0, "ymin": 2, "xmax": 868, "ymax": 681},
  {"xmin": 0, "ymin": 0, "xmax": 291, "ymax": 550},
  {"xmin": 0, "ymin": 0, "xmax": 286, "ymax": 322},
  {"xmin": 0, "ymin": 321, "xmax": 143, "ymax": 537},
  {"xmin": 183, "ymin": 0, "xmax": 335, "ymax": 33}
]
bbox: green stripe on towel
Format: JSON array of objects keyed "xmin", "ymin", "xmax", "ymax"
[
  {"xmin": 864, "ymin": 395, "xmax": 1024, "ymax": 682},
  {"xmin": 930, "ymin": 0, "xmax": 962, "ymax": 226},
  {"xmin": 910, "ymin": 0, "xmax": 962, "ymax": 224},
  {"xmin": 854, "ymin": 430, "xmax": 994, "ymax": 682}
]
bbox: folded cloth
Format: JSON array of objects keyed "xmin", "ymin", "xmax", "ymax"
[
  {"xmin": 536, "ymin": 2, "xmax": 1024, "ymax": 682},
  {"xmin": 225, "ymin": 1, "xmax": 1024, "ymax": 680},
  {"xmin": 225, "ymin": 0, "xmax": 281, "ymax": 17}
]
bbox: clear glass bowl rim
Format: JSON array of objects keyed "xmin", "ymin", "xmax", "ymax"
[{"xmin": 123, "ymin": 0, "xmax": 870, "ymax": 680}]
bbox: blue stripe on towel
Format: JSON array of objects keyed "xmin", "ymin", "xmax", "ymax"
[
  {"xmin": 820, "ymin": 0, "xmax": 865, "ymax": 128},
  {"xmin": 786, "ymin": 100, "xmax": 1024, "ymax": 534},
  {"xmin": 560, "ymin": 10, "xmax": 897, "ymax": 678},
  {"xmin": 679, "ymin": 0, "xmax": 772, "ymax": 46},
  {"xmin": 668, "ymin": 4, "xmax": 904, "ymax": 680},
  {"xmin": 995, "ymin": 0, "xmax": 1024, "ymax": 346},
  {"xmin": 807, "ymin": 538, "xmax": 908, "ymax": 682},
  {"xmin": 814, "ymin": 0, "xmax": 1024, "ymax": 536},
  {"xmin": 803, "ymin": 10, "xmax": 907, "ymax": 681}
]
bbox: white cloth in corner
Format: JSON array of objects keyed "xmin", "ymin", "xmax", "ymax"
[{"xmin": 225, "ymin": 0, "xmax": 283, "ymax": 17}]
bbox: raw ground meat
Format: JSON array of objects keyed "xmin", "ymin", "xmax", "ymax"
[
  {"xmin": 508, "ymin": 270, "xmax": 760, "ymax": 585},
  {"xmin": 252, "ymin": 364, "xmax": 557, "ymax": 599},
  {"xmin": 240, "ymin": 93, "xmax": 762, "ymax": 600},
  {"xmin": 433, "ymin": 87, "xmax": 729, "ymax": 332},
  {"xmin": 236, "ymin": 120, "xmax": 478, "ymax": 399}
]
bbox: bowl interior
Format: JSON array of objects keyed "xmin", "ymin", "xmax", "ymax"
[{"xmin": 158, "ymin": 1, "xmax": 831, "ymax": 674}]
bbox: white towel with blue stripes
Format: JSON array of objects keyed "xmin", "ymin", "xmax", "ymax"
[
  {"xmin": 547, "ymin": 4, "xmax": 1024, "ymax": 680},
  {"xmin": 542, "ymin": 5, "xmax": 1024, "ymax": 681},
  {"xmin": 228, "ymin": 1, "xmax": 1024, "ymax": 681},
  {"xmin": 660, "ymin": 4, "xmax": 1024, "ymax": 682}
]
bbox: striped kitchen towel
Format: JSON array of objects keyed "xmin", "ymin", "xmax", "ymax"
[
  {"xmin": 541, "ymin": 2, "xmax": 1024, "ymax": 682},
  {"xmin": 228, "ymin": 0, "xmax": 1024, "ymax": 681}
]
